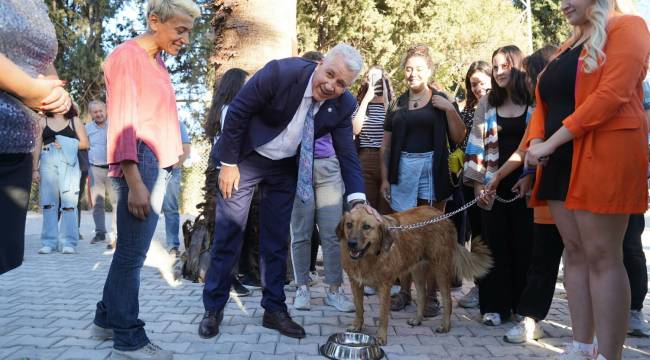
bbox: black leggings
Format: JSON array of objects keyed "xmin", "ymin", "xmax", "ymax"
[
  {"xmin": 624, "ymin": 214, "xmax": 647, "ymax": 311},
  {"xmin": 0, "ymin": 153, "xmax": 32, "ymax": 275}
]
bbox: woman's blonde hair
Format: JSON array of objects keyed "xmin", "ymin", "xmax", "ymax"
[
  {"xmin": 573, "ymin": 0, "xmax": 636, "ymax": 73},
  {"xmin": 147, "ymin": 0, "xmax": 201, "ymax": 23}
]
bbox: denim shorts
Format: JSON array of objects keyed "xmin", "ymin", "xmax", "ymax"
[{"xmin": 390, "ymin": 151, "xmax": 434, "ymax": 212}]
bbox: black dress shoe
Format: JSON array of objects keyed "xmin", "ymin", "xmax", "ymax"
[
  {"xmin": 198, "ymin": 309, "xmax": 224, "ymax": 339},
  {"xmin": 231, "ymin": 277, "xmax": 251, "ymax": 297},
  {"xmin": 262, "ymin": 310, "xmax": 305, "ymax": 339}
]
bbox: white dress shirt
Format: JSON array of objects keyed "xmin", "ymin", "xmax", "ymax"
[{"xmin": 255, "ymin": 73, "xmax": 321, "ymax": 160}]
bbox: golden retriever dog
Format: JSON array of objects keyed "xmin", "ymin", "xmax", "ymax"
[{"xmin": 337, "ymin": 205, "xmax": 492, "ymax": 345}]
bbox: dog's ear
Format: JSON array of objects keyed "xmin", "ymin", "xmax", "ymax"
[
  {"xmin": 335, "ymin": 214, "xmax": 346, "ymax": 242},
  {"xmin": 379, "ymin": 221, "xmax": 394, "ymax": 253}
]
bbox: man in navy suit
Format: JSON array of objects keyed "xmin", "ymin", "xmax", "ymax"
[{"xmin": 199, "ymin": 44, "xmax": 366, "ymax": 339}]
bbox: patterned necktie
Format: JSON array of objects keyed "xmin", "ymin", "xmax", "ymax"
[{"xmin": 296, "ymin": 102, "xmax": 316, "ymax": 202}]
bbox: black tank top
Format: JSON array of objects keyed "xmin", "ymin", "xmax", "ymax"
[{"xmin": 42, "ymin": 117, "xmax": 77, "ymax": 145}]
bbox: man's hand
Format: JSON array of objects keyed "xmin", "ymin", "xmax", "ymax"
[
  {"xmin": 219, "ymin": 165, "xmax": 240, "ymax": 199},
  {"xmin": 473, "ymin": 182, "xmax": 494, "ymax": 207},
  {"xmin": 32, "ymin": 170, "xmax": 40, "ymax": 184},
  {"xmin": 128, "ymin": 181, "xmax": 150, "ymax": 220}
]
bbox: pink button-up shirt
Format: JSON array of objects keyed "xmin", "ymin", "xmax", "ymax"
[{"xmin": 104, "ymin": 40, "xmax": 182, "ymax": 176}]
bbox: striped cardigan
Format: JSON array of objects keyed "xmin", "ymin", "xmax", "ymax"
[{"xmin": 463, "ymin": 96, "xmax": 534, "ymax": 185}]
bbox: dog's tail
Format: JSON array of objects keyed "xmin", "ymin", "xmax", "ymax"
[{"xmin": 453, "ymin": 236, "xmax": 493, "ymax": 281}]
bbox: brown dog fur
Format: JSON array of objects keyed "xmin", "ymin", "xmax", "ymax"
[{"xmin": 337, "ymin": 205, "xmax": 493, "ymax": 345}]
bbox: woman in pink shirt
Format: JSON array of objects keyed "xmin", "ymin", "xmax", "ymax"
[{"xmin": 91, "ymin": 1, "xmax": 200, "ymax": 359}]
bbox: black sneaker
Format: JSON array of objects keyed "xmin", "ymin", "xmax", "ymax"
[
  {"xmin": 239, "ymin": 273, "xmax": 262, "ymax": 289},
  {"xmin": 168, "ymin": 247, "xmax": 180, "ymax": 257},
  {"xmin": 91, "ymin": 233, "xmax": 106, "ymax": 244},
  {"xmin": 231, "ymin": 277, "xmax": 251, "ymax": 297}
]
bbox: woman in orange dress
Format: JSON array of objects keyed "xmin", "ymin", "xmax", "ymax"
[{"xmin": 526, "ymin": 1, "xmax": 650, "ymax": 359}]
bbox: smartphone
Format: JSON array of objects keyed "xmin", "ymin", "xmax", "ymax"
[{"xmin": 369, "ymin": 70, "xmax": 383, "ymax": 96}]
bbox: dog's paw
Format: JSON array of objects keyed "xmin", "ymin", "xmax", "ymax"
[
  {"xmin": 435, "ymin": 323, "xmax": 451, "ymax": 333},
  {"xmin": 407, "ymin": 317, "xmax": 422, "ymax": 326},
  {"xmin": 376, "ymin": 331, "xmax": 387, "ymax": 345},
  {"xmin": 346, "ymin": 320, "xmax": 363, "ymax": 332}
]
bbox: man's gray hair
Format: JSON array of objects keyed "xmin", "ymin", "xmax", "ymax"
[
  {"xmin": 325, "ymin": 44, "xmax": 364, "ymax": 80},
  {"xmin": 147, "ymin": 0, "xmax": 201, "ymax": 23},
  {"xmin": 87, "ymin": 100, "xmax": 106, "ymax": 110}
]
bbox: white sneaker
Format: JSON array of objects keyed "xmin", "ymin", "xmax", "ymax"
[
  {"xmin": 458, "ymin": 286, "xmax": 479, "ymax": 308},
  {"xmin": 308, "ymin": 271, "xmax": 320, "ymax": 286},
  {"xmin": 628, "ymin": 309, "xmax": 650, "ymax": 337},
  {"xmin": 61, "ymin": 246, "xmax": 76, "ymax": 254},
  {"xmin": 111, "ymin": 342, "xmax": 173, "ymax": 360},
  {"xmin": 325, "ymin": 288, "xmax": 355, "ymax": 313},
  {"xmin": 38, "ymin": 246, "xmax": 53, "ymax": 254},
  {"xmin": 504, "ymin": 316, "xmax": 543, "ymax": 343},
  {"xmin": 90, "ymin": 324, "xmax": 113, "ymax": 340},
  {"xmin": 482, "ymin": 312, "xmax": 501, "ymax": 326},
  {"xmin": 557, "ymin": 344, "xmax": 594, "ymax": 360},
  {"xmin": 364, "ymin": 286, "xmax": 377, "ymax": 296},
  {"xmin": 293, "ymin": 285, "xmax": 311, "ymax": 310}
]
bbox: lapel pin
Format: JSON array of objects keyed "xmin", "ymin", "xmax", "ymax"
[{"xmin": 327, "ymin": 107, "xmax": 332, "ymax": 113}]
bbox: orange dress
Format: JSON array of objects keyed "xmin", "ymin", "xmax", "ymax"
[{"xmin": 527, "ymin": 14, "xmax": 650, "ymax": 214}]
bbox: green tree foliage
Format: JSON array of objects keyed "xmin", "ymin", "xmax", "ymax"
[
  {"xmin": 515, "ymin": 0, "xmax": 571, "ymax": 49},
  {"xmin": 46, "ymin": 0, "xmax": 124, "ymax": 111},
  {"xmin": 298, "ymin": 0, "xmax": 529, "ymax": 98}
]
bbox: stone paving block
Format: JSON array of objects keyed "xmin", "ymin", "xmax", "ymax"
[
  {"xmin": 54, "ymin": 346, "xmax": 111, "ymax": 360},
  {"xmin": 218, "ymin": 324, "xmax": 246, "ymax": 335},
  {"xmin": 9, "ymin": 316, "xmax": 58, "ymax": 328},
  {"xmin": 258, "ymin": 334, "xmax": 280, "ymax": 344},
  {"xmin": 218, "ymin": 334, "xmax": 259, "ymax": 344},
  {"xmin": 486, "ymin": 344, "xmax": 535, "ymax": 357},
  {"xmin": 303, "ymin": 315, "xmax": 339, "ymax": 326},
  {"xmin": 401, "ymin": 344, "xmax": 447, "ymax": 356},
  {"xmin": 231, "ymin": 342, "xmax": 276, "ymax": 354},
  {"xmin": 186, "ymin": 341, "xmax": 234, "ymax": 354},
  {"xmin": 2, "ymin": 346, "xmax": 66, "ymax": 360},
  {"xmin": 251, "ymin": 353, "xmax": 296, "ymax": 360},
  {"xmin": 142, "ymin": 321, "xmax": 171, "ymax": 333},
  {"xmin": 51, "ymin": 337, "xmax": 105, "ymax": 348},
  {"xmin": 457, "ymin": 335, "xmax": 500, "ymax": 346},
  {"xmin": 444, "ymin": 345, "xmax": 489, "ymax": 357},
  {"xmin": 275, "ymin": 343, "xmax": 319, "ymax": 355},
  {"xmin": 49, "ymin": 318, "xmax": 92, "ymax": 330},
  {"xmin": 165, "ymin": 322, "xmax": 199, "ymax": 334},
  {"xmin": 385, "ymin": 354, "xmax": 430, "ymax": 360},
  {"xmin": 203, "ymin": 353, "xmax": 251, "ymax": 360},
  {"xmin": 156, "ymin": 313, "xmax": 199, "ymax": 323},
  {"xmin": 0, "ymin": 347, "xmax": 19, "ymax": 360},
  {"xmin": 11, "ymin": 335, "xmax": 65, "ymax": 348},
  {"xmin": 243, "ymin": 325, "xmax": 281, "ymax": 336}
]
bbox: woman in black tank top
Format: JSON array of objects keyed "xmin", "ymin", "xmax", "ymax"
[{"xmin": 33, "ymin": 105, "xmax": 89, "ymax": 255}]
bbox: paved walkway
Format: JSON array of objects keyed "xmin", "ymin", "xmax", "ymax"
[{"xmin": 0, "ymin": 211, "xmax": 648, "ymax": 360}]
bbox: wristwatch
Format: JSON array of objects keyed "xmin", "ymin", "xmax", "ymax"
[{"xmin": 349, "ymin": 199, "xmax": 367, "ymax": 208}]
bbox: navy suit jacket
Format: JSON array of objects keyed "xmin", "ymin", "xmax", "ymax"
[{"xmin": 213, "ymin": 57, "xmax": 364, "ymax": 196}]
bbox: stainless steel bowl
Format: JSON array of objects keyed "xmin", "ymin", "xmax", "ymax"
[{"xmin": 319, "ymin": 332, "xmax": 385, "ymax": 360}]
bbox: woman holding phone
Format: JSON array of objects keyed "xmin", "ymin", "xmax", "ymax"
[{"xmin": 353, "ymin": 65, "xmax": 394, "ymax": 214}]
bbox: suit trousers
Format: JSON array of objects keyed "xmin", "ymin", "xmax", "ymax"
[{"xmin": 203, "ymin": 152, "xmax": 297, "ymax": 313}]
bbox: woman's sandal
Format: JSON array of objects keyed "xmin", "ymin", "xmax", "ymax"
[{"xmin": 390, "ymin": 291, "xmax": 411, "ymax": 311}]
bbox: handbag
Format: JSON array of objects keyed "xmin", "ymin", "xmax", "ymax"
[{"xmin": 447, "ymin": 139, "xmax": 463, "ymax": 187}]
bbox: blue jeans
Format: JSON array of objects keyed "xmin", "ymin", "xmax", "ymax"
[
  {"xmin": 390, "ymin": 151, "xmax": 434, "ymax": 212},
  {"xmin": 162, "ymin": 167, "xmax": 182, "ymax": 248},
  {"xmin": 39, "ymin": 144, "xmax": 80, "ymax": 249},
  {"xmin": 94, "ymin": 142, "xmax": 171, "ymax": 351}
]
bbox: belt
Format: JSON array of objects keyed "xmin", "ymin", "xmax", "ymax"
[{"xmin": 92, "ymin": 164, "xmax": 109, "ymax": 169}]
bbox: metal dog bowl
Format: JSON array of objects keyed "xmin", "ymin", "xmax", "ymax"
[{"xmin": 319, "ymin": 332, "xmax": 385, "ymax": 359}]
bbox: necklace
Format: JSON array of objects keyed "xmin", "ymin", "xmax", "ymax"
[{"xmin": 408, "ymin": 90, "xmax": 429, "ymax": 108}]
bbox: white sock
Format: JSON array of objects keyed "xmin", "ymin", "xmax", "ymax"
[{"xmin": 573, "ymin": 340, "xmax": 594, "ymax": 354}]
